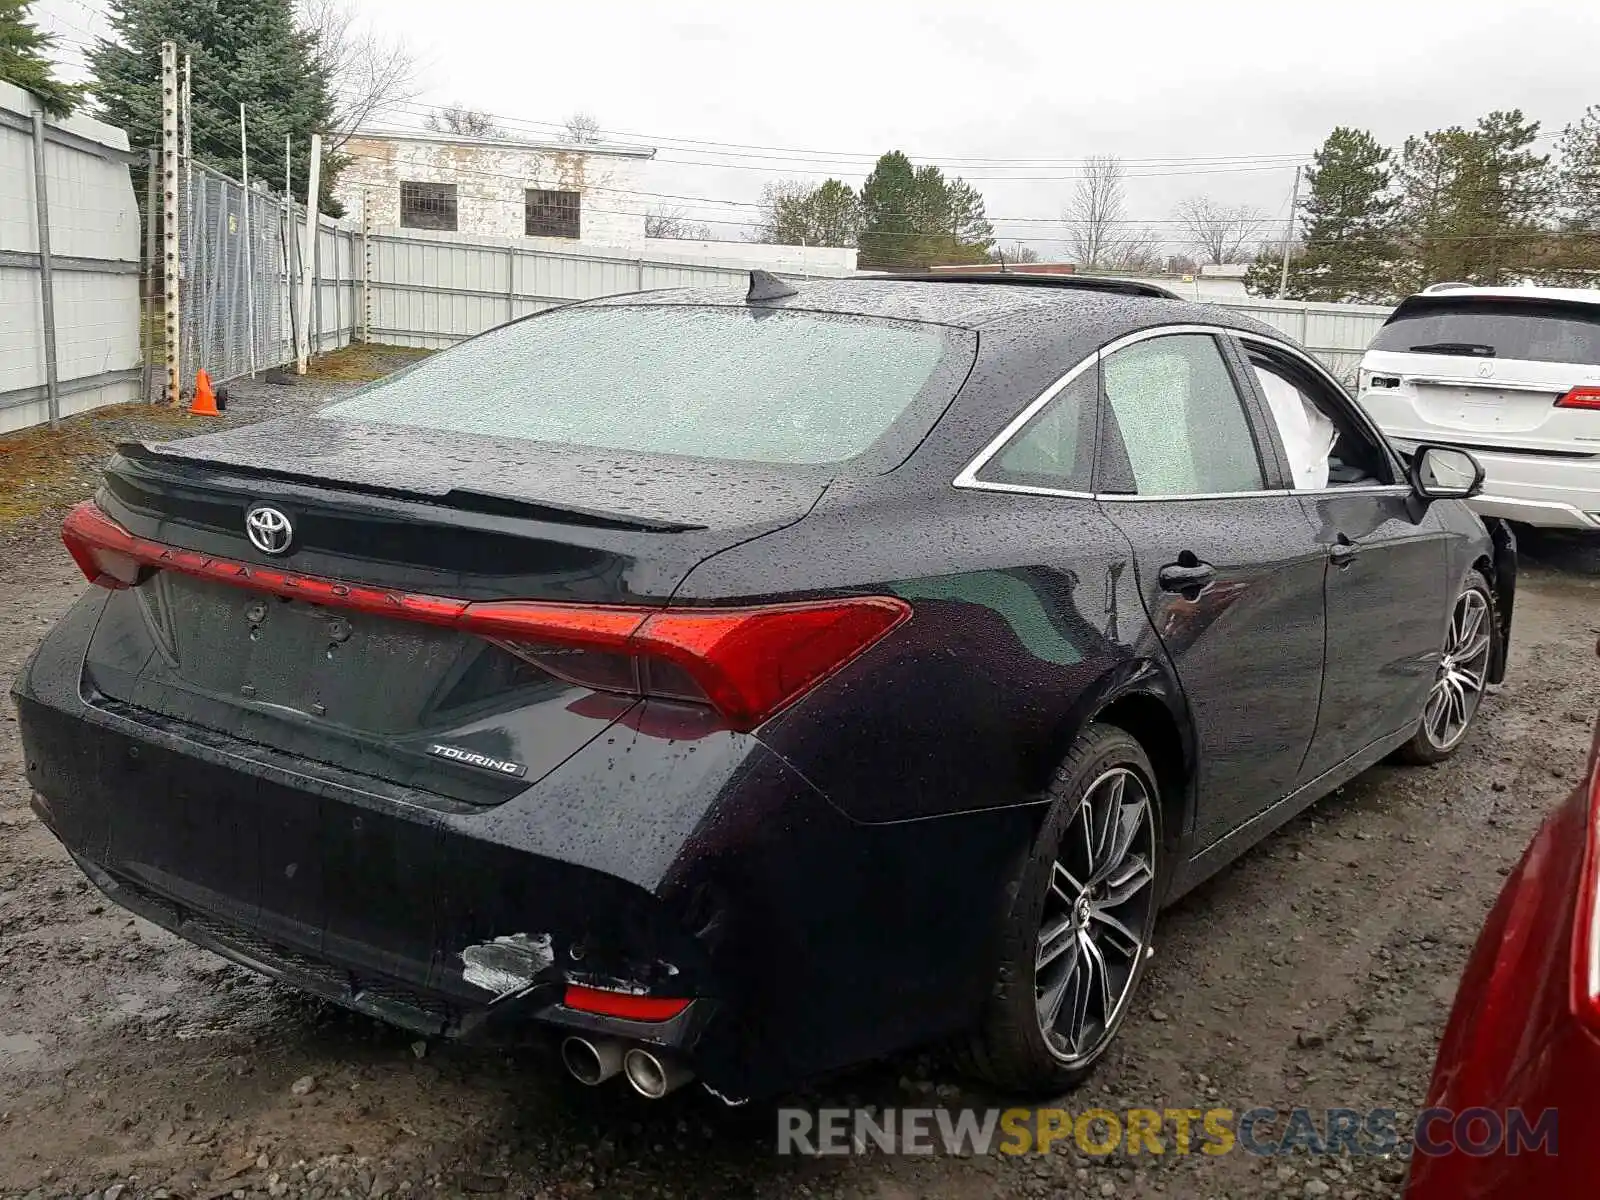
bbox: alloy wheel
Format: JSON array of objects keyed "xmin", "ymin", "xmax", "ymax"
[
  {"xmin": 1034, "ymin": 766, "xmax": 1156, "ymax": 1064},
  {"xmin": 1423, "ymin": 587, "xmax": 1491, "ymax": 752}
]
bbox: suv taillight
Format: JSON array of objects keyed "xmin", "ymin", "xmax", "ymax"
[{"xmin": 1556, "ymin": 387, "xmax": 1600, "ymax": 410}]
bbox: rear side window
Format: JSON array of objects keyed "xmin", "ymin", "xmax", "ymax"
[
  {"xmin": 1099, "ymin": 334, "xmax": 1265, "ymax": 496},
  {"xmin": 975, "ymin": 371, "xmax": 1098, "ymax": 492},
  {"xmin": 1370, "ymin": 299, "xmax": 1600, "ymax": 366},
  {"xmin": 321, "ymin": 306, "xmax": 964, "ymax": 466}
]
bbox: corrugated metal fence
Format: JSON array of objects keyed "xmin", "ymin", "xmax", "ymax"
[
  {"xmin": 362, "ymin": 228, "xmax": 860, "ymax": 349},
  {"xmin": 1218, "ymin": 297, "xmax": 1395, "ymax": 384},
  {"xmin": 358, "ymin": 228, "xmax": 1394, "ymax": 382},
  {"xmin": 0, "ymin": 81, "xmax": 143, "ymax": 436}
]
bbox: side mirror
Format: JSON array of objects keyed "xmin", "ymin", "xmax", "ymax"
[{"xmin": 1407, "ymin": 443, "xmax": 1485, "ymax": 500}]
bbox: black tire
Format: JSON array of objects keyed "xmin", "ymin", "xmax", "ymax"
[
  {"xmin": 963, "ymin": 724, "xmax": 1164, "ymax": 1094},
  {"xmin": 1393, "ymin": 568, "xmax": 1495, "ymax": 765}
]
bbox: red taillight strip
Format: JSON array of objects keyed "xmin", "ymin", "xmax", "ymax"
[
  {"xmin": 61, "ymin": 501, "xmax": 911, "ymax": 731},
  {"xmin": 1557, "ymin": 387, "xmax": 1600, "ymax": 410},
  {"xmin": 562, "ymin": 984, "xmax": 691, "ymax": 1022},
  {"xmin": 62, "ymin": 500, "xmax": 472, "ymax": 623}
]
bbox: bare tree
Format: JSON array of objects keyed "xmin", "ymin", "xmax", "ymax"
[
  {"xmin": 1104, "ymin": 225, "xmax": 1165, "ymax": 273},
  {"xmin": 1175, "ymin": 196, "xmax": 1271, "ymax": 265},
  {"xmin": 426, "ymin": 104, "xmax": 501, "ymax": 138},
  {"xmin": 1063, "ymin": 155, "xmax": 1130, "ymax": 268},
  {"xmin": 298, "ymin": 0, "xmax": 421, "ymax": 149},
  {"xmin": 563, "ymin": 112, "xmax": 602, "ymax": 144},
  {"xmin": 645, "ymin": 207, "xmax": 713, "ymax": 240}
]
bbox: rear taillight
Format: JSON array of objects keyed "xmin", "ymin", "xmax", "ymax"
[
  {"xmin": 562, "ymin": 984, "xmax": 690, "ymax": 1022},
  {"xmin": 60, "ymin": 501, "xmax": 910, "ymax": 731},
  {"xmin": 1556, "ymin": 387, "xmax": 1600, "ymax": 410},
  {"xmin": 1569, "ymin": 717, "xmax": 1600, "ymax": 1035}
]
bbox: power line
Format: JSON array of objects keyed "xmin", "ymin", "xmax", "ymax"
[
  {"xmin": 336, "ymin": 152, "xmax": 1593, "ymax": 228},
  {"xmin": 379, "ymin": 102, "xmax": 1313, "ymax": 169},
  {"xmin": 341, "ymin": 181, "xmax": 1600, "ymax": 249}
]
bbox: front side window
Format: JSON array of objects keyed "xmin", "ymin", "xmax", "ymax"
[
  {"xmin": 400, "ymin": 181, "xmax": 457, "ymax": 231},
  {"xmin": 1249, "ymin": 347, "xmax": 1392, "ymax": 488},
  {"xmin": 526, "ymin": 189, "xmax": 581, "ymax": 238},
  {"xmin": 320, "ymin": 305, "xmax": 964, "ymax": 466},
  {"xmin": 1099, "ymin": 334, "xmax": 1265, "ymax": 496}
]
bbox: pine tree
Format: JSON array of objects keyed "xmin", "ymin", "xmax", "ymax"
[
  {"xmin": 858, "ymin": 151, "xmax": 920, "ymax": 270},
  {"xmin": 1394, "ymin": 111, "xmax": 1552, "ymax": 291},
  {"xmin": 0, "ymin": 0, "xmax": 82, "ymax": 116},
  {"xmin": 943, "ymin": 177, "xmax": 995, "ymax": 264},
  {"xmin": 89, "ymin": 0, "xmax": 342, "ymax": 210},
  {"xmin": 1559, "ymin": 105, "xmax": 1600, "ymax": 232},
  {"xmin": 1283, "ymin": 128, "xmax": 1398, "ymax": 302},
  {"xmin": 1550, "ymin": 105, "xmax": 1600, "ymax": 277},
  {"xmin": 858, "ymin": 152, "xmax": 995, "ymax": 269}
]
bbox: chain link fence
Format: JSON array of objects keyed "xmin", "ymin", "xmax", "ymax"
[{"xmin": 177, "ymin": 162, "xmax": 310, "ymax": 392}]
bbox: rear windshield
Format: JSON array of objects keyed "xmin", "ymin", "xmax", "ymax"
[
  {"xmin": 1369, "ymin": 298, "xmax": 1600, "ymax": 366},
  {"xmin": 320, "ymin": 305, "xmax": 964, "ymax": 465}
]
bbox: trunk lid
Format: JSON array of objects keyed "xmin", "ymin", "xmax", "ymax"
[{"xmin": 82, "ymin": 424, "xmax": 830, "ymax": 804}]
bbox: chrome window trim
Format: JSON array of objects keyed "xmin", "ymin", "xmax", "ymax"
[
  {"xmin": 954, "ymin": 324, "xmax": 1415, "ymax": 503},
  {"xmin": 953, "ymin": 323, "xmax": 1239, "ymax": 494},
  {"xmin": 1096, "ymin": 484, "xmax": 1411, "ymax": 503}
]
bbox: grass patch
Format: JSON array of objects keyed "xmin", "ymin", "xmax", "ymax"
[
  {"xmin": 306, "ymin": 343, "xmax": 433, "ymax": 383},
  {"xmin": 0, "ymin": 404, "xmax": 199, "ymax": 530}
]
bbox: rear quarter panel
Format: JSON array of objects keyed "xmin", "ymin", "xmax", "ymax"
[{"xmin": 673, "ymin": 481, "xmax": 1187, "ymax": 829}]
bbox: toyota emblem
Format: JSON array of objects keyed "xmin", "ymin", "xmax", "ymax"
[{"xmin": 245, "ymin": 505, "xmax": 293, "ymax": 555}]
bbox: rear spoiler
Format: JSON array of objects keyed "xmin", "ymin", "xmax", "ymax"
[{"xmin": 115, "ymin": 442, "xmax": 709, "ymax": 533}]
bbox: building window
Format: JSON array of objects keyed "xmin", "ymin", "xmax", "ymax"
[
  {"xmin": 526, "ymin": 189, "xmax": 581, "ymax": 239},
  {"xmin": 400, "ymin": 181, "xmax": 457, "ymax": 231}
]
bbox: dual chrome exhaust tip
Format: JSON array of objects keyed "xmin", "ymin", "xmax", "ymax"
[{"xmin": 560, "ymin": 1036, "xmax": 693, "ymax": 1099}]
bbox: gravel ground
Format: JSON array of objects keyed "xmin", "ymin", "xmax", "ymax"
[{"xmin": 2, "ymin": 362, "xmax": 1598, "ymax": 1200}]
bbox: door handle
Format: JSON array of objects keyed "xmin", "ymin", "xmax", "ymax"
[
  {"xmin": 1328, "ymin": 537, "xmax": 1357, "ymax": 567},
  {"xmin": 1158, "ymin": 562, "xmax": 1217, "ymax": 593}
]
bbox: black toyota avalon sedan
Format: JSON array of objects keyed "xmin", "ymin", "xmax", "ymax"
[{"xmin": 13, "ymin": 274, "xmax": 1514, "ymax": 1104}]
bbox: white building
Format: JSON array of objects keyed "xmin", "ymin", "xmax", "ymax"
[{"xmin": 335, "ymin": 131, "xmax": 657, "ymax": 249}]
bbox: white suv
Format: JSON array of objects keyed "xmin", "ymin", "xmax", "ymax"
[{"xmin": 1358, "ymin": 286, "xmax": 1600, "ymax": 530}]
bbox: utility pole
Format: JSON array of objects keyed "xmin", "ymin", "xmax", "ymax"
[
  {"xmin": 160, "ymin": 40, "xmax": 181, "ymax": 406},
  {"xmin": 29, "ymin": 108, "xmax": 61, "ymax": 428},
  {"xmin": 240, "ymin": 103, "xmax": 257, "ymax": 377},
  {"xmin": 1277, "ymin": 165, "xmax": 1301, "ymax": 300},
  {"xmin": 297, "ymin": 134, "xmax": 322, "ymax": 373}
]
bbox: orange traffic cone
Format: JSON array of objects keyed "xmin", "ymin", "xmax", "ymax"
[{"xmin": 191, "ymin": 369, "xmax": 220, "ymax": 416}]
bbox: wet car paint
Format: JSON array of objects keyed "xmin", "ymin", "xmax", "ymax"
[{"xmin": 13, "ymin": 279, "xmax": 1515, "ymax": 1101}]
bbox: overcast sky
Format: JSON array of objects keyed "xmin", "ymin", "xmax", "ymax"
[{"xmin": 33, "ymin": 0, "xmax": 1600, "ymax": 258}]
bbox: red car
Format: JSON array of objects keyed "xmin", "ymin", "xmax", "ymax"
[{"xmin": 1407, "ymin": 677, "xmax": 1600, "ymax": 1198}]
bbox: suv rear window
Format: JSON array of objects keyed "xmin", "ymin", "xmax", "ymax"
[
  {"xmin": 321, "ymin": 305, "xmax": 966, "ymax": 465},
  {"xmin": 1369, "ymin": 298, "xmax": 1600, "ymax": 366}
]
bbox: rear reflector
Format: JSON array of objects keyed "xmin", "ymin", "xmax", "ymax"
[
  {"xmin": 562, "ymin": 984, "xmax": 691, "ymax": 1023},
  {"xmin": 61, "ymin": 501, "xmax": 910, "ymax": 731},
  {"xmin": 1557, "ymin": 387, "xmax": 1600, "ymax": 410}
]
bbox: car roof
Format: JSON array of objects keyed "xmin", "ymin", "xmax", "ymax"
[
  {"xmin": 582, "ymin": 277, "xmax": 1279, "ymax": 338},
  {"xmin": 1402, "ymin": 285, "xmax": 1600, "ymax": 308}
]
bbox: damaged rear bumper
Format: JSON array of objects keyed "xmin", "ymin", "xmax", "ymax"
[{"xmin": 14, "ymin": 593, "xmax": 1031, "ymax": 1100}]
